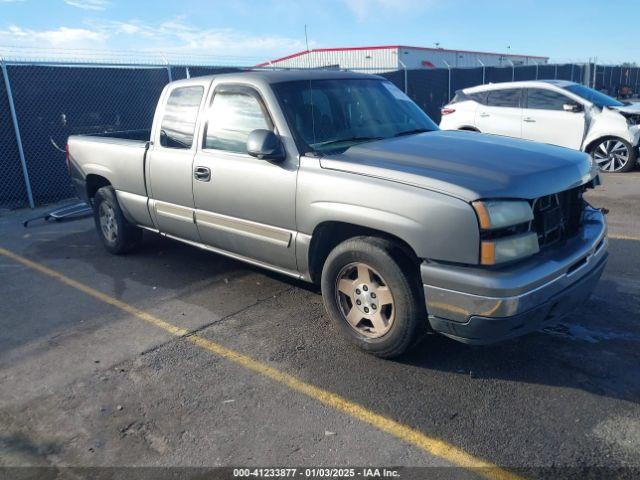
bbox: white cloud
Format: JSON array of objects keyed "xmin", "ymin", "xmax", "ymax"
[
  {"xmin": 0, "ymin": 17, "xmax": 311, "ymax": 63},
  {"xmin": 89, "ymin": 17, "xmax": 312, "ymax": 60},
  {"xmin": 0, "ymin": 25, "xmax": 107, "ymax": 47},
  {"xmin": 63, "ymin": 0, "xmax": 110, "ymax": 11}
]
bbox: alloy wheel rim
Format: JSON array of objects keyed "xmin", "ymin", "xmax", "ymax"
[
  {"xmin": 335, "ymin": 262, "xmax": 395, "ymax": 338},
  {"xmin": 592, "ymin": 140, "xmax": 629, "ymax": 172},
  {"xmin": 99, "ymin": 202, "xmax": 118, "ymax": 242}
]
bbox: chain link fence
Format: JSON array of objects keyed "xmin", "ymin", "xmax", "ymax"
[
  {"xmin": 592, "ymin": 64, "xmax": 640, "ymax": 97},
  {"xmin": 0, "ymin": 64, "xmax": 31, "ymax": 209},
  {"xmin": 0, "ymin": 60, "xmax": 242, "ymax": 209},
  {"xmin": 0, "ymin": 57, "xmax": 638, "ymax": 209}
]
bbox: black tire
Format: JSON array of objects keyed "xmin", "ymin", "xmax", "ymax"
[
  {"xmin": 590, "ymin": 138, "xmax": 637, "ymax": 173},
  {"xmin": 320, "ymin": 236, "xmax": 426, "ymax": 358},
  {"xmin": 93, "ymin": 186, "xmax": 142, "ymax": 254}
]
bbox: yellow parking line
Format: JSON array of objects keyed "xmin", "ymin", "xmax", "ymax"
[
  {"xmin": 609, "ymin": 233, "xmax": 640, "ymax": 241},
  {"xmin": 0, "ymin": 246, "xmax": 522, "ymax": 480}
]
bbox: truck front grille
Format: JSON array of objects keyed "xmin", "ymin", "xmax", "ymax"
[{"xmin": 531, "ymin": 186, "xmax": 585, "ymax": 249}]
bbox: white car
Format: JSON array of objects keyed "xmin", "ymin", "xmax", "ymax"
[{"xmin": 439, "ymin": 80, "xmax": 640, "ymax": 173}]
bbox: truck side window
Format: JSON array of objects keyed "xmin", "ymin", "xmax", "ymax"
[
  {"xmin": 204, "ymin": 91, "xmax": 269, "ymax": 153},
  {"xmin": 159, "ymin": 86, "xmax": 204, "ymax": 149}
]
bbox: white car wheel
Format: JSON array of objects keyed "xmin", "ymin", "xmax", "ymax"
[{"xmin": 591, "ymin": 139, "xmax": 637, "ymax": 173}]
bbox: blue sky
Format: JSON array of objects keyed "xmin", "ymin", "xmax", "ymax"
[{"xmin": 0, "ymin": 0, "xmax": 638, "ymax": 64}]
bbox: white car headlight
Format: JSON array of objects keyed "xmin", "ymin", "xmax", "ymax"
[{"xmin": 472, "ymin": 200, "xmax": 534, "ymax": 230}]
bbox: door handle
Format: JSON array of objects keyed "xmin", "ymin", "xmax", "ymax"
[
  {"xmin": 194, "ymin": 166, "xmax": 211, "ymax": 182},
  {"xmin": 523, "ymin": 117, "xmax": 536, "ymax": 123},
  {"xmin": 479, "ymin": 112, "xmax": 490, "ymax": 118}
]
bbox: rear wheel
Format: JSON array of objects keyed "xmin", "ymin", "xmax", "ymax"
[
  {"xmin": 93, "ymin": 186, "xmax": 142, "ymax": 254},
  {"xmin": 591, "ymin": 138, "xmax": 637, "ymax": 173},
  {"xmin": 320, "ymin": 237, "xmax": 426, "ymax": 358}
]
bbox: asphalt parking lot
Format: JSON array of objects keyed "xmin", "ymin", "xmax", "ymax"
[{"xmin": 1, "ymin": 172, "xmax": 639, "ymax": 479}]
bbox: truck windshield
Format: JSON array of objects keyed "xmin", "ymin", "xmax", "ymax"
[
  {"xmin": 563, "ymin": 84, "xmax": 624, "ymax": 108},
  {"xmin": 272, "ymin": 79, "xmax": 438, "ymax": 154}
]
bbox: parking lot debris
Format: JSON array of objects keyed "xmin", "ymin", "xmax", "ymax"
[{"xmin": 22, "ymin": 201, "xmax": 92, "ymax": 227}]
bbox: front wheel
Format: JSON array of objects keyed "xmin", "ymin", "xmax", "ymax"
[
  {"xmin": 320, "ymin": 237, "xmax": 426, "ymax": 358},
  {"xmin": 591, "ymin": 138, "xmax": 637, "ymax": 173}
]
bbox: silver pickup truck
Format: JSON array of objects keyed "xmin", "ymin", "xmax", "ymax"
[{"xmin": 68, "ymin": 70, "xmax": 608, "ymax": 358}]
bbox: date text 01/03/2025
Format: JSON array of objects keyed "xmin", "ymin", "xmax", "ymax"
[{"xmin": 232, "ymin": 467, "xmax": 401, "ymax": 478}]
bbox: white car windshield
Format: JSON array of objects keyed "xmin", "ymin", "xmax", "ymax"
[{"xmin": 563, "ymin": 84, "xmax": 624, "ymax": 108}]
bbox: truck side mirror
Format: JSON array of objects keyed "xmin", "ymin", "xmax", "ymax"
[{"xmin": 247, "ymin": 129, "xmax": 285, "ymax": 161}]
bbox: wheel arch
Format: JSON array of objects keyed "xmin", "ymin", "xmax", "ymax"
[
  {"xmin": 458, "ymin": 126, "xmax": 480, "ymax": 132},
  {"xmin": 583, "ymin": 135, "xmax": 623, "ymax": 153},
  {"xmin": 306, "ymin": 221, "xmax": 420, "ymax": 285},
  {"xmin": 86, "ymin": 174, "xmax": 112, "ymax": 203}
]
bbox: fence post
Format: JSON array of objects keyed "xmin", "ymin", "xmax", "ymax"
[
  {"xmin": 477, "ymin": 59, "xmax": 485, "ymax": 84},
  {"xmin": 554, "ymin": 64, "xmax": 557, "ymax": 79},
  {"xmin": 570, "ymin": 64, "xmax": 574, "ymax": 82},
  {"xmin": 162, "ymin": 55, "xmax": 172, "ymax": 82},
  {"xmin": 443, "ymin": 60, "xmax": 452, "ymax": 101},
  {"xmin": 398, "ymin": 59, "xmax": 408, "ymax": 94},
  {"xmin": 620, "ymin": 67, "xmax": 623, "ymax": 86},
  {"xmin": 1, "ymin": 59, "xmax": 35, "ymax": 208},
  {"xmin": 609, "ymin": 66, "xmax": 613, "ymax": 89},
  {"xmin": 532, "ymin": 60, "xmax": 538, "ymax": 80}
]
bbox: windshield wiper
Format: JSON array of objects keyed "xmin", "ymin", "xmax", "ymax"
[
  {"xmin": 394, "ymin": 128, "xmax": 430, "ymax": 137},
  {"xmin": 311, "ymin": 136, "xmax": 384, "ymax": 148}
]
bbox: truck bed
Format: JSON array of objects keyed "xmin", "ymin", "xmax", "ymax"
[
  {"xmin": 89, "ymin": 129, "xmax": 151, "ymax": 142},
  {"xmin": 68, "ymin": 130, "xmax": 150, "ymax": 200}
]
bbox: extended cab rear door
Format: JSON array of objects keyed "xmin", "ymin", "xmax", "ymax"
[
  {"xmin": 147, "ymin": 81, "xmax": 208, "ymax": 242},
  {"xmin": 191, "ymin": 82, "xmax": 298, "ymax": 272},
  {"xmin": 475, "ymin": 88, "xmax": 523, "ymax": 139}
]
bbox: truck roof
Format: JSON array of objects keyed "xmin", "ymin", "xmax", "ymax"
[{"xmin": 168, "ymin": 69, "xmax": 382, "ymax": 87}]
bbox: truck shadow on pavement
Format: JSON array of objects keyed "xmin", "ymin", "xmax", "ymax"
[
  {"xmin": 14, "ymin": 224, "xmax": 640, "ymax": 406},
  {"xmin": 403, "ymin": 273, "xmax": 640, "ymax": 404},
  {"xmin": 0, "ymin": 433, "xmax": 61, "ymax": 465}
]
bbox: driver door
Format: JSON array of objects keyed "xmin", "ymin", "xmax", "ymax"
[{"xmin": 191, "ymin": 84, "xmax": 298, "ymax": 271}]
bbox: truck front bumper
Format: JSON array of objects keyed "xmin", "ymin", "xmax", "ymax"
[{"xmin": 422, "ymin": 207, "xmax": 608, "ymax": 345}]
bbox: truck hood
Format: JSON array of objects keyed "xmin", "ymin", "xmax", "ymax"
[{"xmin": 319, "ymin": 130, "xmax": 597, "ymax": 202}]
